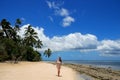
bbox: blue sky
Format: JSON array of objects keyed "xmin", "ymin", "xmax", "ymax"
[{"xmin": 0, "ymin": 0, "xmax": 120, "ymax": 60}]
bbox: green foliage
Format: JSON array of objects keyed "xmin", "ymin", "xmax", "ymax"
[
  {"xmin": 32, "ymin": 51, "xmax": 42, "ymax": 61},
  {"xmin": 44, "ymin": 48, "xmax": 52, "ymax": 58},
  {"xmin": 0, "ymin": 19, "xmax": 52, "ymax": 62},
  {"xmin": 0, "ymin": 30, "xmax": 4, "ymax": 38},
  {"xmin": 0, "ymin": 40, "xmax": 8, "ymax": 61},
  {"xmin": 24, "ymin": 25, "xmax": 39, "ymax": 47}
]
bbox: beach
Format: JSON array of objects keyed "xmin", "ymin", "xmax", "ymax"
[
  {"xmin": 0, "ymin": 62, "xmax": 82, "ymax": 80},
  {"xmin": 1, "ymin": 61, "xmax": 120, "ymax": 80}
]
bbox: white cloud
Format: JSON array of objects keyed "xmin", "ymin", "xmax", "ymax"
[
  {"xmin": 46, "ymin": 1, "xmax": 52, "ymax": 8},
  {"xmin": 97, "ymin": 40, "xmax": 120, "ymax": 56},
  {"xmin": 18, "ymin": 25, "xmax": 98, "ymax": 51},
  {"xmin": 60, "ymin": 8, "xmax": 69, "ymax": 16},
  {"xmin": 46, "ymin": 1, "xmax": 75, "ymax": 27},
  {"xmin": 17, "ymin": 24, "xmax": 29, "ymax": 38},
  {"xmin": 18, "ymin": 24, "xmax": 50, "ymax": 42},
  {"xmin": 46, "ymin": 1, "xmax": 59, "ymax": 9},
  {"xmin": 40, "ymin": 32, "xmax": 98, "ymax": 52},
  {"xmin": 56, "ymin": 8, "xmax": 69, "ymax": 16},
  {"xmin": 18, "ymin": 25, "xmax": 120, "ymax": 56},
  {"xmin": 62, "ymin": 16, "xmax": 75, "ymax": 27}
]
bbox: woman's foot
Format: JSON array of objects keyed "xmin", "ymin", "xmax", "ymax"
[{"xmin": 58, "ymin": 75, "xmax": 62, "ymax": 77}]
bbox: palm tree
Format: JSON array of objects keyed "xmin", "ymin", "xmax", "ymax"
[
  {"xmin": 24, "ymin": 25, "xmax": 38, "ymax": 47},
  {"xmin": 0, "ymin": 19, "xmax": 11, "ymax": 38},
  {"xmin": 23, "ymin": 25, "xmax": 43, "ymax": 61},
  {"xmin": 12, "ymin": 19, "xmax": 22, "ymax": 42},
  {"xmin": 0, "ymin": 19, "xmax": 23, "ymax": 62},
  {"xmin": 35, "ymin": 39, "xmax": 43, "ymax": 48},
  {"xmin": 0, "ymin": 19, "xmax": 52, "ymax": 61},
  {"xmin": 0, "ymin": 19, "xmax": 19, "ymax": 41},
  {"xmin": 44, "ymin": 48, "xmax": 52, "ymax": 58},
  {"xmin": 14, "ymin": 18, "xmax": 21, "ymax": 31}
]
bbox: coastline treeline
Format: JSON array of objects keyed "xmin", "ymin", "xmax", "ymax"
[{"xmin": 0, "ymin": 19, "xmax": 51, "ymax": 62}]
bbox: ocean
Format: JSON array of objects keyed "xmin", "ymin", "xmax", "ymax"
[{"xmin": 63, "ymin": 60, "xmax": 120, "ymax": 70}]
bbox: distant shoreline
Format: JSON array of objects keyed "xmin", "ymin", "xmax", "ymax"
[{"xmin": 46, "ymin": 60, "xmax": 120, "ymax": 70}]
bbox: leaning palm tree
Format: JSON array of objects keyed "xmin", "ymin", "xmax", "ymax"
[
  {"xmin": 0, "ymin": 19, "xmax": 19, "ymax": 41},
  {"xmin": 44, "ymin": 48, "xmax": 52, "ymax": 58},
  {"xmin": 0, "ymin": 19, "xmax": 11, "ymax": 38},
  {"xmin": 0, "ymin": 19, "xmax": 23, "ymax": 62}
]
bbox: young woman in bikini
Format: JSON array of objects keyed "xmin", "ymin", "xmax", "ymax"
[{"xmin": 56, "ymin": 57, "xmax": 62, "ymax": 77}]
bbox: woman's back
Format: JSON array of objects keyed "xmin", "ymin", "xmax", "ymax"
[
  {"xmin": 56, "ymin": 57, "xmax": 62, "ymax": 77},
  {"xmin": 56, "ymin": 60, "xmax": 61, "ymax": 69}
]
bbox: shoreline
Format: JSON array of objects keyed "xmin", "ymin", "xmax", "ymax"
[
  {"xmin": 1, "ymin": 61, "xmax": 120, "ymax": 80},
  {"xmin": 62, "ymin": 63, "xmax": 120, "ymax": 80},
  {"xmin": 0, "ymin": 61, "xmax": 81, "ymax": 80}
]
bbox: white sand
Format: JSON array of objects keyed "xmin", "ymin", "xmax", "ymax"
[{"xmin": 0, "ymin": 62, "xmax": 82, "ymax": 80}]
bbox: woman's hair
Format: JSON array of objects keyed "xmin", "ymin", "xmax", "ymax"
[{"xmin": 59, "ymin": 57, "xmax": 62, "ymax": 63}]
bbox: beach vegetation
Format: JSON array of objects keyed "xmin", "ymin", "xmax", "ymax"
[
  {"xmin": 44, "ymin": 48, "xmax": 52, "ymax": 58},
  {"xmin": 0, "ymin": 19, "xmax": 51, "ymax": 62}
]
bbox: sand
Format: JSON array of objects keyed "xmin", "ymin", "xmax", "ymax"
[{"xmin": 0, "ymin": 62, "xmax": 82, "ymax": 80}]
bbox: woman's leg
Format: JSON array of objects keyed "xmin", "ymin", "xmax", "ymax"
[{"xmin": 58, "ymin": 68, "xmax": 60, "ymax": 76}]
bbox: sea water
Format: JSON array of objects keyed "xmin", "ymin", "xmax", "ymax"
[{"xmin": 63, "ymin": 60, "xmax": 120, "ymax": 70}]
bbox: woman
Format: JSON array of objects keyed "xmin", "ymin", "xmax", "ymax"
[{"xmin": 56, "ymin": 57, "xmax": 62, "ymax": 77}]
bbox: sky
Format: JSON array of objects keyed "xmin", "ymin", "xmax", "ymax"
[{"xmin": 0, "ymin": 0, "xmax": 120, "ymax": 60}]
